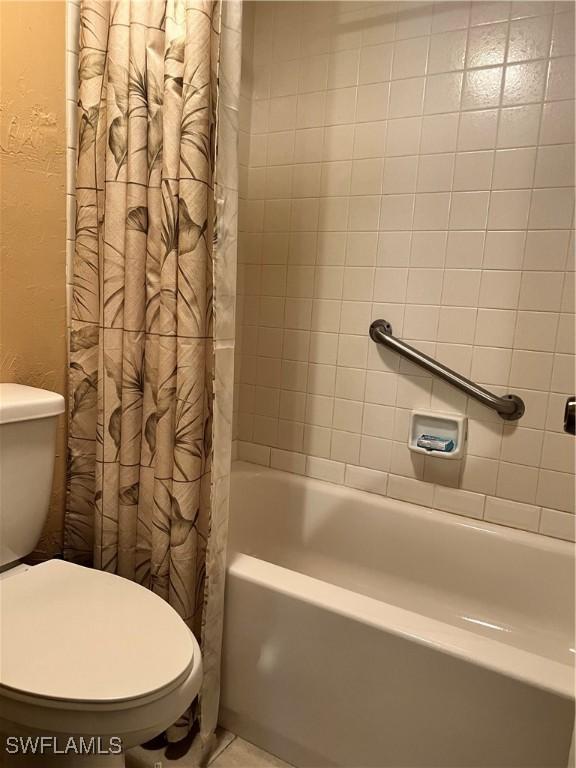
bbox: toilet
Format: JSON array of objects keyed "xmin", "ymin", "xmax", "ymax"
[{"xmin": 0, "ymin": 384, "xmax": 203, "ymax": 766}]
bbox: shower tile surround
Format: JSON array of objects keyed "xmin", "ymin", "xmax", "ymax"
[{"xmin": 234, "ymin": 0, "xmax": 576, "ymax": 540}]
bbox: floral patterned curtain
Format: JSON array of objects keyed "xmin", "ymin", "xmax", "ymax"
[{"xmin": 64, "ymin": 0, "xmax": 240, "ymax": 744}]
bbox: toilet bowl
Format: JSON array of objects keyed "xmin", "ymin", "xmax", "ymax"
[
  {"xmin": 0, "ymin": 562, "xmax": 203, "ymax": 767},
  {"xmin": 0, "ymin": 385, "xmax": 203, "ymax": 765}
]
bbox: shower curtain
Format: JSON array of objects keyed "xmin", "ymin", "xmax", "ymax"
[{"xmin": 64, "ymin": 0, "xmax": 240, "ymax": 745}]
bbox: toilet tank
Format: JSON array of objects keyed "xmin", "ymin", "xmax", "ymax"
[{"xmin": 0, "ymin": 384, "xmax": 65, "ymax": 567}]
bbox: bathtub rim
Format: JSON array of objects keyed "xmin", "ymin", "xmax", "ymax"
[{"xmin": 227, "ymin": 552, "xmax": 574, "ymax": 701}]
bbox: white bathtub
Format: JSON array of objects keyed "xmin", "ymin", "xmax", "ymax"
[{"xmin": 220, "ymin": 462, "xmax": 575, "ymax": 768}]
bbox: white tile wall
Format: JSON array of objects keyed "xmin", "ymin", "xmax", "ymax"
[{"xmin": 235, "ymin": 0, "xmax": 575, "ymax": 541}]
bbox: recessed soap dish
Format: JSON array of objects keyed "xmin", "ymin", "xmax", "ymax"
[{"xmin": 408, "ymin": 410, "xmax": 467, "ymax": 460}]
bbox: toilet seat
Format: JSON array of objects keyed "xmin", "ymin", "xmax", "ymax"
[{"xmin": 0, "ymin": 560, "xmax": 196, "ymax": 706}]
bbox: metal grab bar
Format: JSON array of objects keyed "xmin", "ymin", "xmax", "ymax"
[{"xmin": 369, "ymin": 319, "xmax": 525, "ymax": 421}]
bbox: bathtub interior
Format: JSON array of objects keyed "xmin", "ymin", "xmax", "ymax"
[{"xmin": 229, "ymin": 462, "xmax": 575, "ymax": 667}]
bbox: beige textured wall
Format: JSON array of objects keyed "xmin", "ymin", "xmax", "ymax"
[{"xmin": 0, "ymin": 1, "xmax": 67, "ymax": 558}]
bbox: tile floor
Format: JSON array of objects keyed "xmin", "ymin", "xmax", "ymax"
[{"xmin": 126, "ymin": 729, "xmax": 291, "ymax": 768}]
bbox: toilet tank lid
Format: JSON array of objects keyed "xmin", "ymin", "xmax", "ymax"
[{"xmin": 0, "ymin": 384, "xmax": 65, "ymax": 424}]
